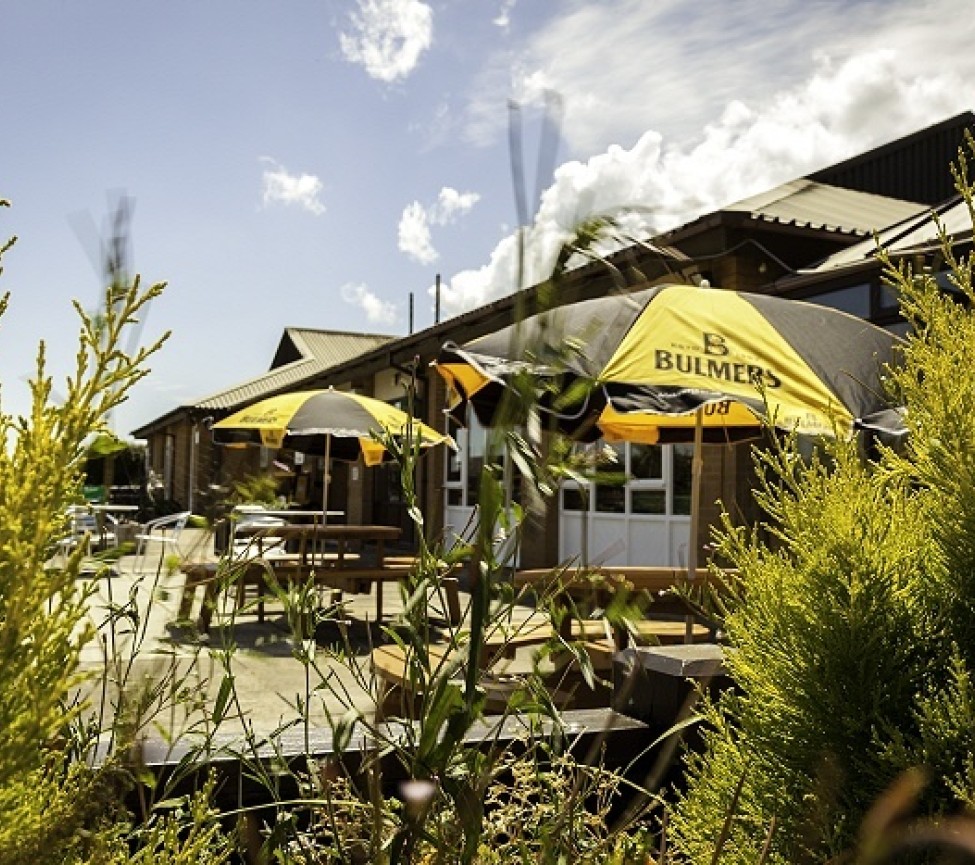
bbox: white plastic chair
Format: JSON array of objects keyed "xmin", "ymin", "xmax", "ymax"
[
  {"xmin": 55, "ymin": 505, "xmax": 99, "ymax": 563},
  {"xmin": 97, "ymin": 512, "xmax": 120, "ymax": 550},
  {"xmin": 133, "ymin": 510, "xmax": 191, "ymax": 573}
]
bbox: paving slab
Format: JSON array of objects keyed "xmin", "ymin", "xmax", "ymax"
[{"xmin": 73, "ymin": 536, "xmax": 550, "ymax": 743}]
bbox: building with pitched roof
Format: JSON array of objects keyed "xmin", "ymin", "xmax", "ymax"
[
  {"xmin": 132, "ymin": 112, "xmax": 974, "ymax": 568},
  {"xmin": 131, "ymin": 327, "xmax": 393, "ymax": 515}
]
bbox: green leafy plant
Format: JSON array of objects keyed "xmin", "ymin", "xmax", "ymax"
[
  {"xmin": 229, "ymin": 470, "xmax": 284, "ymax": 507},
  {"xmin": 0, "ymin": 199, "xmax": 238, "ymax": 863},
  {"xmin": 668, "ymin": 132, "xmax": 975, "ymax": 864}
]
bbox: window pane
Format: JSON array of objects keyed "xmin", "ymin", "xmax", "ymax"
[
  {"xmin": 509, "ymin": 469, "xmax": 523, "ymax": 506},
  {"xmin": 592, "ymin": 441, "xmax": 624, "ymax": 512},
  {"xmin": 604, "ymin": 441, "xmax": 624, "ymax": 468},
  {"xmin": 595, "ymin": 484, "xmax": 625, "ymax": 513},
  {"xmin": 878, "ymin": 283, "xmax": 899, "ymax": 311},
  {"xmin": 632, "ymin": 489, "xmax": 666, "ymax": 514},
  {"xmin": 631, "ymin": 443, "xmax": 662, "ymax": 479},
  {"xmin": 886, "ymin": 320, "xmax": 912, "ymax": 338},
  {"xmin": 446, "ymin": 427, "xmax": 465, "ymax": 483},
  {"xmin": 466, "ymin": 420, "xmax": 486, "ymax": 506},
  {"xmin": 466, "ymin": 463, "xmax": 481, "ymax": 506},
  {"xmin": 935, "ymin": 269, "xmax": 964, "ymax": 297},
  {"xmin": 562, "ymin": 485, "xmax": 588, "ymax": 511},
  {"xmin": 672, "ymin": 444, "xmax": 693, "ymax": 515},
  {"xmin": 447, "ymin": 488, "xmax": 463, "ymax": 506},
  {"xmin": 806, "ymin": 284, "xmax": 870, "ymax": 317}
]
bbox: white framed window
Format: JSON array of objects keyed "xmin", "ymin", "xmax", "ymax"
[
  {"xmin": 444, "ymin": 409, "xmax": 487, "ymax": 508},
  {"xmin": 561, "ymin": 441, "xmax": 693, "ymax": 517},
  {"xmin": 444, "ymin": 407, "xmax": 521, "ymax": 508}
]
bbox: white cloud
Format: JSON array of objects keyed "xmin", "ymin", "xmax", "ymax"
[
  {"xmin": 340, "ymin": 282, "xmax": 397, "ymax": 326},
  {"xmin": 399, "ymin": 186, "xmax": 481, "ymax": 264},
  {"xmin": 464, "ymin": 0, "xmax": 975, "ymax": 156},
  {"xmin": 398, "ymin": 202, "xmax": 437, "ymax": 265},
  {"xmin": 260, "ymin": 158, "xmax": 326, "ymax": 215},
  {"xmin": 437, "ymin": 18, "xmax": 975, "ymax": 319},
  {"xmin": 409, "ymin": 100, "xmax": 456, "ymax": 152},
  {"xmin": 435, "ymin": 187, "xmax": 480, "ymax": 220},
  {"xmin": 340, "ymin": 0, "xmax": 433, "ymax": 83},
  {"xmin": 493, "ymin": 0, "xmax": 517, "ymax": 30}
]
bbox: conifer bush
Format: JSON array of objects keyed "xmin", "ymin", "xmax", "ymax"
[
  {"xmin": 668, "ymin": 134, "xmax": 975, "ymax": 863},
  {"xmin": 0, "ymin": 200, "xmax": 232, "ymax": 863}
]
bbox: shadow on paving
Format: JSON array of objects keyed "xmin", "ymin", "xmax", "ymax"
[
  {"xmin": 313, "ymin": 617, "xmax": 444, "ymax": 655},
  {"xmin": 164, "ymin": 617, "xmax": 294, "ymax": 658},
  {"xmin": 162, "ymin": 614, "xmax": 426, "ymax": 658}
]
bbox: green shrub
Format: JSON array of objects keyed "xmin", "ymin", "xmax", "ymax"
[
  {"xmin": 669, "ymin": 134, "xmax": 975, "ymax": 863},
  {"xmin": 0, "ymin": 200, "xmax": 234, "ymax": 864},
  {"xmin": 228, "ymin": 470, "xmax": 283, "ymax": 506}
]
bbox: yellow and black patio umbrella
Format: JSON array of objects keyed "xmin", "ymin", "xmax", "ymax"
[
  {"xmin": 212, "ymin": 387, "xmax": 455, "ymax": 512},
  {"xmin": 437, "ymin": 283, "xmax": 903, "ymax": 444},
  {"xmin": 436, "ymin": 283, "xmax": 904, "ymax": 578}
]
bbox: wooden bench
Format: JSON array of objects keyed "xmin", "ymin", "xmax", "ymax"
[
  {"xmin": 178, "ymin": 561, "xmax": 269, "ymax": 632},
  {"xmin": 477, "ymin": 615, "xmax": 608, "ymax": 645},
  {"xmin": 372, "ymin": 642, "xmax": 540, "ymax": 720},
  {"xmin": 98, "ymin": 707, "xmax": 648, "ymax": 864},
  {"xmin": 262, "ymin": 560, "xmax": 462, "ymax": 624},
  {"xmin": 179, "ymin": 558, "xmax": 464, "ymax": 631},
  {"xmin": 370, "ymin": 615, "xmax": 624, "ymax": 720},
  {"xmin": 514, "ymin": 565, "xmax": 733, "ymax": 595}
]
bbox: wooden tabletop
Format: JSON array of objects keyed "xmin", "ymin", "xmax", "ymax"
[
  {"xmin": 235, "ymin": 523, "xmax": 401, "ymax": 541},
  {"xmin": 232, "ymin": 508, "xmax": 344, "ymax": 519},
  {"xmin": 514, "ymin": 565, "xmax": 729, "ymax": 594},
  {"xmin": 513, "ymin": 565, "xmax": 728, "ymax": 648}
]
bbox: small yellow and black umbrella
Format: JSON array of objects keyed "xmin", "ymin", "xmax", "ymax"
[
  {"xmin": 436, "ymin": 283, "xmax": 904, "ymax": 580},
  {"xmin": 212, "ymin": 387, "xmax": 455, "ymax": 514}
]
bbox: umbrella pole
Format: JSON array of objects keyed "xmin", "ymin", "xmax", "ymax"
[
  {"xmin": 322, "ymin": 433, "xmax": 332, "ymax": 528},
  {"xmin": 685, "ymin": 407, "xmax": 704, "ymax": 643}
]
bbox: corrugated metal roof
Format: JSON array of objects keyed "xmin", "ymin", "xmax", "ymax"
[
  {"xmin": 805, "ymin": 195, "xmax": 972, "ymax": 272},
  {"xmin": 286, "ymin": 328, "xmax": 392, "ymax": 368},
  {"xmin": 726, "ymin": 179, "xmax": 924, "ymax": 236},
  {"xmin": 186, "ymin": 329, "xmax": 394, "ymax": 412}
]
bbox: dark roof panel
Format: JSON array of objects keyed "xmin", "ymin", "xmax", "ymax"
[{"xmin": 809, "ymin": 111, "xmax": 975, "ymax": 205}]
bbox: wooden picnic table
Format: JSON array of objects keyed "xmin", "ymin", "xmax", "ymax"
[
  {"xmin": 221, "ymin": 522, "xmax": 406, "ymax": 622},
  {"xmin": 514, "ymin": 565, "xmax": 733, "ymax": 646}
]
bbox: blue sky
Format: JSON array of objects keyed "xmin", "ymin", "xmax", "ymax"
[{"xmin": 2, "ymin": 0, "xmax": 973, "ymax": 437}]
